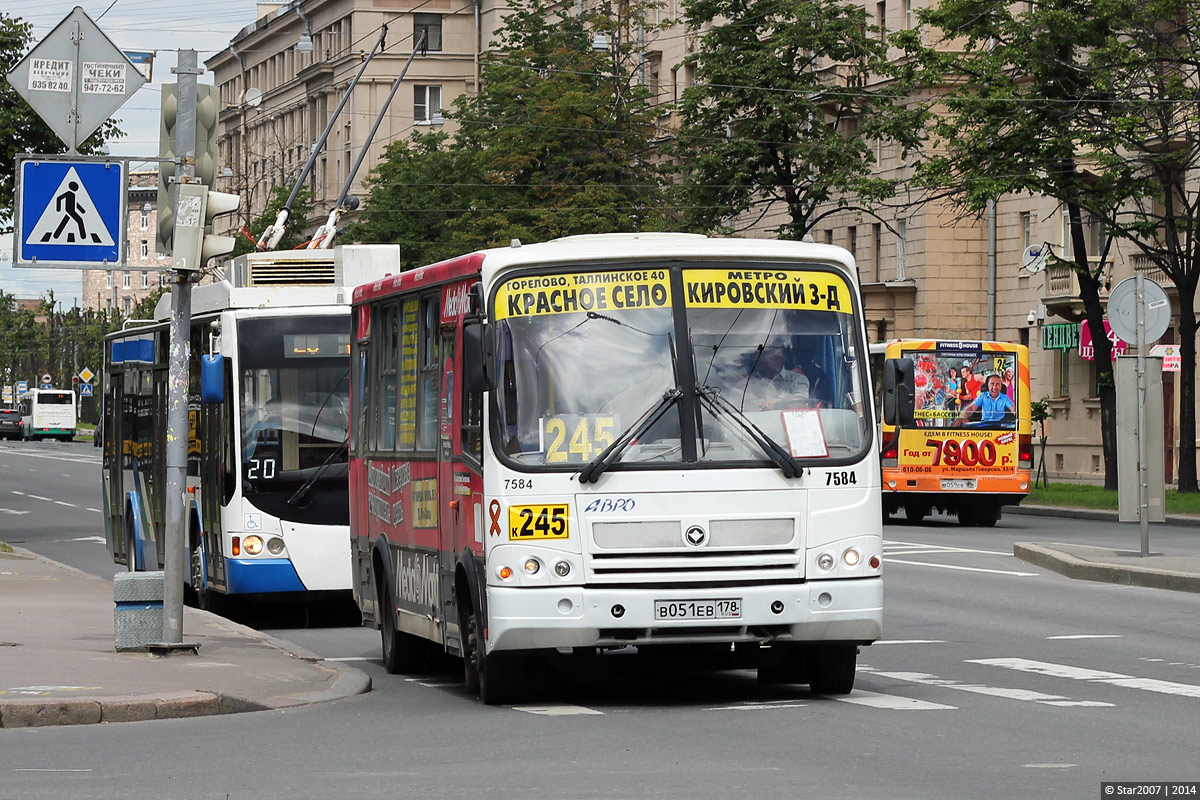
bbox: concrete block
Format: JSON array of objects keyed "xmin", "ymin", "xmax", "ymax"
[{"xmin": 114, "ymin": 571, "xmax": 164, "ymax": 651}]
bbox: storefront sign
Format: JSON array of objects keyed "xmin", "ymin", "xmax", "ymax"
[
  {"xmin": 1079, "ymin": 320, "xmax": 1127, "ymax": 361},
  {"xmin": 1150, "ymin": 344, "xmax": 1182, "ymax": 372},
  {"xmin": 1041, "ymin": 323, "xmax": 1080, "ymax": 351}
]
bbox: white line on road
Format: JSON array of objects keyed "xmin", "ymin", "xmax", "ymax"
[
  {"xmin": 861, "ymin": 667, "xmax": 1112, "ymax": 707},
  {"xmin": 28, "ymin": 495, "xmax": 52, "ymax": 502},
  {"xmin": 1046, "ymin": 635, "xmax": 1123, "ymax": 640},
  {"xmin": 512, "ymin": 705, "xmax": 605, "ymax": 716},
  {"xmin": 875, "ymin": 639, "xmax": 946, "ymax": 645},
  {"xmin": 832, "ymin": 690, "xmax": 956, "ymax": 710},
  {"xmin": 968, "ymin": 658, "xmax": 1200, "ymax": 699},
  {"xmin": 884, "ymin": 539, "xmax": 1013, "ymax": 556},
  {"xmin": 703, "ymin": 700, "xmax": 810, "ymax": 711},
  {"xmin": 325, "ymin": 657, "xmax": 372, "ymax": 662},
  {"xmin": 885, "ymin": 558, "xmax": 1039, "ymax": 577}
]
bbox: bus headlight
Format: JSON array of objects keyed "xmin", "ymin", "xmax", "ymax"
[
  {"xmin": 817, "ymin": 552, "xmax": 835, "ymax": 571},
  {"xmin": 843, "ymin": 548, "xmax": 861, "ymax": 567},
  {"xmin": 523, "ymin": 558, "xmax": 541, "ymax": 575},
  {"xmin": 554, "ymin": 560, "xmax": 571, "ymax": 577},
  {"xmin": 266, "ymin": 537, "xmax": 285, "ymax": 555},
  {"xmin": 243, "ymin": 535, "xmax": 264, "ymax": 556}
]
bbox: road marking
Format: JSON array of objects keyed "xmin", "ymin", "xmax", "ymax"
[
  {"xmin": 969, "ymin": 657, "xmax": 1200, "ymax": 699},
  {"xmin": 28, "ymin": 495, "xmax": 52, "ymax": 502},
  {"xmin": 833, "ymin": 690, "xmax": 956, "ymax": 710},
  {"xmin": 53, "ymin": 500, "xmax": 75, "ymax": 507},
  {"xmin": 325, "ymin": 656, "xmax": 371, "ymax": 662},
  {"xmin": 884, "ymin": 539, "xmax": 1012, "ymax": 556},
  {"xmin": 14, "ymin": 769, "xmax": 93, "ymax": 773},
  {"xmin": 862, "ymin": 667, "xmax": 1112, "ymax": 707},
  {"xmin": 885, "ymin": 558, "xmax": 1039, "ymax": 577},
  {"xmin": 403, "ymin": 678, "xmax": 460, "ymax": 689},
  {"xmin": 65, "ymin": 536, "xmax": 106, "ymax": 544},
  {"xmin": 513, "ymin": 704, "xmax": 604, "ymax": 716},
  {"xmin": 1047, "ymin": 634, "xmax": 1123, "ymax": 640},
  {"xmin": 704, "ymin": 700, "xmax": 810, "ymax": 711},
  {"xmin": 875, "ymin": 639, "xmax": 946, "ymax": 645},
  {"xmin": 86, "ymin": 507, "xmax": 102, "ymax": 513},
  {"xmin": 1024, "ymin": 764, "xmax": 1077, "ymax": 769},
  {"xmin": 0, "ymin": 508, "xmax": 32, "ymax": 515}
]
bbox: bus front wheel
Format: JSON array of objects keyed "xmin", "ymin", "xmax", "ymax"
[
  {"xmin": 463, "ymin": 607, "xmax": 522, "ymax": 705},
  {"xmin": 807, "ymin": 644, "xmax": 858, "ymax": 695}
]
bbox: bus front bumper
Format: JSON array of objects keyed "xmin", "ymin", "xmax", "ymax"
[{"xmin": 484, "ymin": 577, "xmax": 882, "ymax": 653}]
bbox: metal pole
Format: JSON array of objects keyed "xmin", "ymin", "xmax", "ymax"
[
  {"xmin": 163, "ymin": 49, "xmax": 201, "ymax": 645},
  {"xmin": 69, "ymin": 18, "xmax": 81, "ymax": 154},
  {"xmin": 1136, "ymin": 271, "xmax": 1149, "ymax": 556}
]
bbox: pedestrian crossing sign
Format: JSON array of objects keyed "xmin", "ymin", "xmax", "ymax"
[{"xmin": 15, "ymin": 157, "xmax": 126, "ymax": 267}]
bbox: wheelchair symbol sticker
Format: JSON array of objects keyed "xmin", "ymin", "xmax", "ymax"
[{"xmin": 244, "ymin": 513, "xmax": 262, "ymax": 531}]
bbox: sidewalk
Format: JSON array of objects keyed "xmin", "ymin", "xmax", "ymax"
[
  {"xmin": 1008, "ymin": 504, "xmax": 1200, "ymax": 593},
  {"xmin": 0, "ymin": 547, "xmax": 369, "ymax": 728}
]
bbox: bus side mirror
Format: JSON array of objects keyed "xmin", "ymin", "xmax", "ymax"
[
  {"xmin": 882, "ymin": 356, "xmax": 915, "ymax": 427},
  {"xmin": 463, "ymin": 322, "xmax": 496, "ymax": 393},
  {"xmin": 201, "ymin": 354, "xmax": 226, "ymax": 404}
]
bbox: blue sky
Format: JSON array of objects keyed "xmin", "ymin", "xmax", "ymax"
[{"xmin": 1, "ymin": 0, "xmax": 254, "ymax": 305}]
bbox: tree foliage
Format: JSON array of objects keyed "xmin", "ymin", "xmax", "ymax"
[
  {"xmin": 233, "ymin": 185, "xmax": 316, "ymax": 257},
  {"xmin": 0, "ymin": 13, "xmax": 121, "ymax": 232},
  {"xmin": 346, "ymin": 0, "xmax": 674, "ymax": 266},
  {"xmin": 911, "ymin": 0, "xmax": 1200, "ymax": 491},
  {"xmin": 671, "ymin": 0, "xmax": 924, "ymax": 238}
]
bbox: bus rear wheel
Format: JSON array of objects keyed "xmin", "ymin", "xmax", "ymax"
[
  {"xmin": 379, "ymin": 580, "xmax": 426, "ymax": 674},
  {"xmin": 807, "ymin": 644, "xmax": 858, "ymax": 695}
]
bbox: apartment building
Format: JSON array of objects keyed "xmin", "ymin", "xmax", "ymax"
[
  {"xmin": 205, "ymin": 0, "xmax": 1187, "ymax": 485},
  {"xmin": 81, "ymin": 171, "xmax": 173, "ymax": 316}
]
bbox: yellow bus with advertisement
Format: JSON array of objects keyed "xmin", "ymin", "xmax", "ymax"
[{"xmin": 874, "ymin": 339, "xmax": 1032, "ymax": 526}]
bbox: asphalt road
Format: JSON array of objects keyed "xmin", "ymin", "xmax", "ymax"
[{"xmin": 2, "ymin": 439, "xmax": 1199, "ymax": 800}]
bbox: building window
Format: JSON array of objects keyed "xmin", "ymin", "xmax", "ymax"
[
  {"xmin": 1061, "ymin": 206, "xmax": 1104, "ymax": 260},
  {"xmin": 1056, "ymin": 350, "xmax": 1070, "ymax": 397},
  {"xmin": 414, "ymin": 85, "xmax": 442, "ymax": 123},
  {"xmin": 141, "ymin": 273, "xmax": 150, "ymax": 289},
  {"xmin": 122, "ymin": 272, "xmax": 131, "ymax": 289},
  {"xmin": 876, "ymin": 1, "xmax": 886, "ymax": 39},
  {"xmin": 140, "ymin": 240, "xmax": 148, "ymax": 259},
  {"xmin": 848, "ymin": 226, "xmax": 857, "ymax": 258},
  {"xmin": 106, "ymin": 273, "xmax": 113, "ymax": 289},
  {"xmin": 414, "ymin": 14, "xmax": 442, "ymax": 51},
  {"xmin": 896, "ymin": 218, "xmax": 907, "ymax": 279},
  {"xmin": 1022, "ymin": 211, "xmax": 1033, "ymax": 250},
  {"xmin": 824, "ymin": 230, "xmax": 833, "ymax": 246},
  {"xmin": 872, "ymin": 223, "xmax": 882, "ymax": 283},
  {"xmin": 646, "ymin": 52, "xmax": 663, "ymax": 104},
  {"xmin": 160, "ymin": 274, "xmax": 170, "ymax": 288},
  {"xmin": 905, "ymin": 0, "xmax": 914, "ymax": 28},
  {"xmin": 122, "ymin": 297, "xmax": 132, "ymax": 315},
  {"xmin": 140, "ymin": 209, "xmax": 148, "ymax": 229}
]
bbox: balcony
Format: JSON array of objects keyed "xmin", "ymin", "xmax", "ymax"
[
  {"xmin": 1130, "ymin": 253, "xmax": 1172, "ymax": 290},
  {"xmin": 1040, "ymin": 256, "xmax": 1111, "ymax": 321}
]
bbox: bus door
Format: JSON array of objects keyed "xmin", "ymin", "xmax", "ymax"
[{"xmin": 437, "ymin": 325, "xmax": 459, "ymax": 647}]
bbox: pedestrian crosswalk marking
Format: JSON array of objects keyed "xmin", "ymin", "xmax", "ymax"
[
  {"xmin": 832, "ymin": 690, "xmax": 956, "ymax": 710},
  {"xmin": 860, "ymin": 666, "xmax": 1113, "ymax": 707},
  {"xmin": 970, "ymin": 657, "xmax": 1200, "ymax": 699},
  {"xmin": 25, "ymin": 167, "xmax": 115, "ymax": 247}
]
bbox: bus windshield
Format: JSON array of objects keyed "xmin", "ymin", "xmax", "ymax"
[
  {"xmin": 492, "ymin": 265, "xmax": 869, "ymax": 469},
  {"xmin": 238, "ymin": 316, "xmax": 351, "ymax": 497}
]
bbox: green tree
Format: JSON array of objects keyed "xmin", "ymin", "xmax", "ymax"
[
  {"xmin": 672, "ymin": 0, "xmax": 924, "ymax": 238},
  {"xmin": 234, "ymin": 185, "xmax": 316, "ymax": 256},
  {"xmin": 347, "ymin": 0, "xmax": 673, "ymax": 265},
  {"xmin": 910, "ymin": 0, "xmax": 1200, "ymax": 491},
  {"xmin": 0, "ymin": 12, "xmax": 121, "ymax": 232}
]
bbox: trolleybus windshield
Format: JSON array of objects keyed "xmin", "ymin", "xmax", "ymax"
[{"xmin": 238, "ymin": 316, "xmax": 352, "ymax": 499}]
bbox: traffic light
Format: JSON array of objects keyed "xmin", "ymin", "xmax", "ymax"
[
  {"xmin": 157, "ymin": 83, "xmax": 219, "ymax": 256},
  {"xmin": 172, "ymin": 183, "xmax": 240, "ymax": 271}
]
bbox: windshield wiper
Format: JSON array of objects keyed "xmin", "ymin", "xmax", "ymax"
[
  {"xmin": 578, "ymin": 388, "xmax": 682, "ymax": 484},
  {"xmin": 288, "ymin": 438, "xmax": 349, "ymax": 508},
  {"xmin": 696, "ymin": 386, "xmax": 804, "ymax": 478}
]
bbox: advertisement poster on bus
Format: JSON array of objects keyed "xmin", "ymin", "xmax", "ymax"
[{"xmin": 899, "ymin": 342, "xmax": 1020, "ymax": 478}]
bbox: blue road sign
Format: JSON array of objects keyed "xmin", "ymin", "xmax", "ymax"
[
  {"xmin": 78, "ymin": 383, "xmax": 94, "ymax": 397},
  {"xmin": 16, "ymin": 158, "xmax": 126, "ymax": 266}
]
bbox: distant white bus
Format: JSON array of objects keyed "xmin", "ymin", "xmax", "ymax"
[{"xmin": 17, "ymin": 389, "xmax": 77, "ymax": 441}]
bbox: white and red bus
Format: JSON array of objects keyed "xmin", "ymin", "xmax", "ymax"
[{"xmin": 350, "ymin": 233, "xmax": 883, "ymax": 703}]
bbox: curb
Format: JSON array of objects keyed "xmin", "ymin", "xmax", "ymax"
[
  {"xmin": 1014, "ymin": 542, "xmax": 1200, "ymax": 594},
  {"xmin": 0, "ymin": 662, "xmax": 371, "ymax": 728},
  {"xmin": 1007, "ymin": 504, "xmax": 1200, "ymax": 527}
]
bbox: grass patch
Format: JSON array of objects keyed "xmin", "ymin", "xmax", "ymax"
[
  {"xmin": 1028, "ymin": 483, "xmax": 1200, "ymax": 515},
  {"xmin": 0, "ymin": 542, "xmax": 13, "ymax": 554}
]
